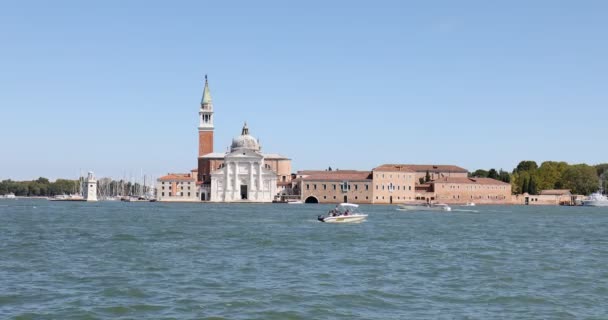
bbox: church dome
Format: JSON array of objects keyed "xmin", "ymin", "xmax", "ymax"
[{"xmin": 231, "ymin": 122, "xmax": 261, "ymax": 152}]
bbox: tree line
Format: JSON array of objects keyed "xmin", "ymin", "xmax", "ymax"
[
  {"xmin": 0, "ymin": 177, "xmax": 148, "ymax": 197},
  {"xmin": 471, "ymin": 161, "xmax": 607, "ymax": 195}
]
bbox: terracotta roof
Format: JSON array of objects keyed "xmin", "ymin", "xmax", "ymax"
[
  {"xmin": 381, "ymin": 164, "xmax": 468, "ymax": 173},
  {"xmin": 298, "ymin": 170, "xmax": 372, "ymax": 181},
  {"xmin": 373, "ymin": 164, "xmax": 415, "ymax": 172},
  {"xmin": 540, "ymin": 189, "xmax": 572, "ymax": 196},
  {"xmin": 432, "ymin": 177, "xmax": 509, "ymax": 185},
  {"xmin": 191, "ymin": 168, "xmax": 198, "ymax": 172},
  {"xmin": 158, "ymin": 173, "xmax": 195, "ymax": 182}
]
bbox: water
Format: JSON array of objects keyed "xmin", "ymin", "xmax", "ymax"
[{"xmin": 1, "ymin": 200, "xmax": 607, "ymax": 319}]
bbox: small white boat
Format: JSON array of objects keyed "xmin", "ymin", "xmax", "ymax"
[
  {"xmin": 582, "ymin": 192, "xmax": 608, "ymax": 207},
  {"xmin": 397, "ymin": 203, "xmax": 452, "ymax": 212},
  {"xmin": 317, "ymin": 203, "xmax": 368, "ymax": 223},
  {"xmin": 1, "ymin": 193, "xmax": 16, "ymax": 199},
  {"xmin": 287, "ymin": 200, "xmax": 303, "ymax": 204},
  {"xmin": 462, "ymin": 202, "xmax": 476, "ymax": 207}
]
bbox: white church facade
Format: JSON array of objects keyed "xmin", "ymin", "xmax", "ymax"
[{"xmin": 209, "ymin": 123, "xmax": 278, "ymax": 202}]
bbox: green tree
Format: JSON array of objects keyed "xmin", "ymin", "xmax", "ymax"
[
  {"xmin": 425, "ymin": 170, "xmax": 431, "ymax": 182},
  {"xmin": 561, "ymin": 164, "xmax": 600, "ymax": 195},
  {"xmin": 487, "ymin": 169, "xmax": 499, "ymax": 179},
  {"xmin": 522, "ymin": 176, "xmax": 529, "ymax": 194},
  {"xmin": 471, "ymin": 169, "xmax": 488, "ymax": 178},
  {"xmin": 529, "ymin": 177, "xmax": 538, "ymax": 195},
  {"xmin": 514, "ymin": 161, "xmax": 538, "ymax": 173},
  {"xmin": 498, "ymin": 170, "xmax": 511, "ymax": 183},
  {"xmin": 536, "ymin": 161, "xmax": 568, "ymax": 191},
  {"xmin": 419, "ymin": 177, "xmax": 425, "ymax": 185}
]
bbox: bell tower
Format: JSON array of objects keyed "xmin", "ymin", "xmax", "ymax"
[{"xmin": 198, "ymin": 75, "xmax": 214, "ymax": 157}]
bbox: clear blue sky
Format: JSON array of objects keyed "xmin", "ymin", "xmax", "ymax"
[{"xmin": 1, "ymin": 1, "xmax": 606, "ymax": 181}]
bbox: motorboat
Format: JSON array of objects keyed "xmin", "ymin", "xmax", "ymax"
[
  {"xmin": 582, "ymin": 192, "xmax": 608, "ymax": 207},
  {"xmin": 397, "ymin": 203, "xmax": 452, "ymax": 212},
  {"xmin": 287, "ymin": 200, "xmax": 303, "ymax": 204},
  {"xmin": 1, "ymin": 193, "xmax": 16, "ymax": 199},
  {"xmin": 462, "ymin": 202, "xmax": 476, "ymax": 207},
  {"xmin": 49, "ymin": 194, "xmax": 85, "ymax": 201},
  {"xmin": 317, "ymin": 203, "xmax": 368, "ymax": 223}
]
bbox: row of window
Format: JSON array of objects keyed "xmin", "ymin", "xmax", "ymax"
[
  {"xmin": 443, "ymin": 185, "xmax": 508, "ymax": 190},
  {"xmin": 160, "ymin": 192, "xmax": 194, "ymax": 197},
  {"xmin": 376, "ymin": 184, "xmax": 412, "ymax": 191},
  {"xmin": 161, "ymin": 186, "xmax": 192, "ymax": 190},
  {"xmin": 306, "ymin": 184, "xmax": 370, "ymax": 191},
  {"xmin": 161, "ymin": 181, "xmax": 193, "ymax": 185},
  {"xmin": 375, "ymin": 173, "xmax": 412, "ymax": 180}
]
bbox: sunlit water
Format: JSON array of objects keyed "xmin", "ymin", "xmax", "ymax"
[{"xmin": 1, "ymin": 200, "xmax": 607, "ymax": 319}]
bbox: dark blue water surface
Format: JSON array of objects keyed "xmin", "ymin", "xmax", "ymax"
[{"xmin": 1, "ymin": 200, "xmax": 607, "ymax": 319}]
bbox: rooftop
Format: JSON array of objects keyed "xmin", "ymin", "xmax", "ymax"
[
  {"xmin": 380, "ymin": 164, "xmax": 468, "ymax": 173},
  {"xmin": 432, "ymin": 177, "xmax": 510, "ymax": 185},
  {"xmin": 158, "ymin": 173, "xmax": 196, "ymax": 182},
  {"xmin": 540, "ymin": 189, "xmax": 572, "ymax": 196},
  {"xmin": 373, "ymin": 164, "xmax": 415, "ymax": 172},
  {"xmin": 297, "ymin": 170, "xmax": 372, "ymax": 181}
]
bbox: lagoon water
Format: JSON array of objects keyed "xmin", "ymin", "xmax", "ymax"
[{"xmin": 1, "ymin": 200, "xmax": 607, "ymax": 319}]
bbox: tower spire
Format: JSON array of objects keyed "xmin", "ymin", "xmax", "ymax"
[
  {"xmin": 201, "ymin": 75, "xmax": 212, "ymax": 106},
  {"xmin": 242, "ymin": 121, "xmax": 249, "ymax": 135}
]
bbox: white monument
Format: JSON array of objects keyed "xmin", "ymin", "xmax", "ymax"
[
  {"xmin": 209, "ymin": 123, "xmax": 278, "ymax": 202},
  {"xmin": 84, "ymin": 171, "xmax": 98, "ymax": 202}
]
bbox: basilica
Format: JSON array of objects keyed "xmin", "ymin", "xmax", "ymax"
[{"xmin": 156, "ymin": 76, "xmax": 292, "ymax": 203}]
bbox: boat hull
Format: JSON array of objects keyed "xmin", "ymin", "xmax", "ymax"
[
  {"xmin": 582, "ymin": 200, "xmax": 608, "ymax": 207},
  {"xmin": 318, "ymin": 214, "xmax": 367, "ymax": 223}
]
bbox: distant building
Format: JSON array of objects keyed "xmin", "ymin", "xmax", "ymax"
[
  {"xmin": 156, "ymin": 173, "xmax": 198, "ymax": 202},
  {"xmin": 297, "ymin": 164, "xmax": 511, "ymax": 205},
  {"xmin": 521, "ymin": 189, "xmax": 579, "ymax": 205}
]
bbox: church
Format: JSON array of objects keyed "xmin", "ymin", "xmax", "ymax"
[{"xmin": 194, "ymin": 76, "xmax": 292, "ymax": 202}]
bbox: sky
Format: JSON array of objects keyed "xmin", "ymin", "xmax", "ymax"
[{"xmin": 1, "ymin": 0, "xmax": 607, "ymax": 181}]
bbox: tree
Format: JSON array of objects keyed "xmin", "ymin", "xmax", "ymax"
[
  {"xmin": 515, "ymin": 161, "xmax": 538, "ymax": 173},
  {"xmin": 487, "ymin": 169, "xmax": 499, "ymax": 179},
  {"xmin": 561, "ymin": 164, "xmax": 600, "ymax": 195},
  {"xmin": 529, "ymin": 177, "xmax": 538, "ymax": 195},
  {"xmin": 471, "ymin": 169, "xmax": 488, "ymax": 178},
  {"xmin": 425, "ymin": 170, "xmax": 431, "ymax": 182},
  {"xmin": 536, "ymin": 161, "xmax": 568, "ymax": 191},
  {"xmin": 522, "ymin": 176, "xmax": 529, "ymax": 194},
  {"xmin": 419, "ymin": 177, "xmax": 425, "ymax": 185},
  {"xmin": 498, "ymin": 170, "xmax": 511, "ymax": 183},
  {"xmin": 328, "ymin": 166, "xmax": 332, "ymax": 171}
]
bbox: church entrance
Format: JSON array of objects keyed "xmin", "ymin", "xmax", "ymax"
[{"xmin": 240, "ymin": 185, "xmax": 248, "ymax": 200}]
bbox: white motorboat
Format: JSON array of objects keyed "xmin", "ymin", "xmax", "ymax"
[
  {"xmin": 397, "ymin": 203, "xmax": 452, "ymax": 212},
  {"xmin": 317, "ymin": 203, "xmax": 368, "ymax": 223},
  {"xmin": 582, "ymin": 192, "xmax": 608, "ymax": 207},
  {"xmin": 287, "ymin": 200, "xmax": 303, "ymax": 204},
  {"xmin": 1, "ymin": 193, "xmax": 16, "ymax": 199},
  {"xmin": 462, "ymin": 202, "xmax": 476, "ymax": 207}
]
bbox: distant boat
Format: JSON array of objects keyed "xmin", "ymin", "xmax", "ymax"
[
  {"xmin": 397, "ymin": 203, "xmax": 452, "ymax": 212},
  {"xmin": 49, "ymin": 194, "xmax": 85, "ymax": 201},
  {"xmin": 582, "ymin": 192, "xmax": 608, "ymax": 207},
  {"xmin": 462, "ymin": 202, "xmax": 476, "ymax": 207},
  {"xmin": 287, "ymin": 200, "xmax": 303, "ymax": 204},
  {"xmin": 1, "ymin": 193, "xmax": 16, "ymax": 199}
]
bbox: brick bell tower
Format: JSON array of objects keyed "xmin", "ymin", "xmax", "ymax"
[{"xmin": 197, "ymin": 75, "xmax": 214, "ymax": 182}]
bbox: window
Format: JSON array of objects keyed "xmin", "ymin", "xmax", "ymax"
[
  {"xmin": 409, "ymin": 186, "xmax": 411, "ymax": 191},
  {"xmin": 366, "ymin": 185, "xmax": 369, "ymax": 190},
  {"xmin": 366, "ymin": 196, "xmax": 368, "ymax": 200},
  {"xmin": 314, "ymin": 184, "xmax": 317, "ymax": 190},
  {"xmin": 323, "ymin": 184, "xmax": 327, "ymax": 190},
  {"xmin": 355, "ymin": 196, "xmax": 358, "ymax": 200},
  {"xmin": 333, "ymin": 184, "xmax": 336, "ymax": 190},
  {"xmin": 188, "ymin": 192, "xmax": 191, "ymax": 197},
  {"xmin": 169, "ymin": 192, "xmax": 172, "ymax": 196},
  {"xmin": 376, "ymin": 185, "xmax": 379, "ymax": 190},
  {"xmin": 355, "ymin": 184, "xmax": 358, "ymax": 190},
  {"xmin": 162, "ymin": 186, "xmax": 165, "ymax": 190},
  {"xmin": 333, "ymin": 196, "xmax": 336, "ymax": 199},
  {"xmin": 188, "ymin": 186, "xmax": 191, "ymax": 190},
  {"xmin": 324, "ymin": 196, "xmax": 327, "ymax": 199},
  {"xmin": 306, "ymin": 184, "xmax": 309, "ymax": 190},
  {"xmin": 181, "ymin": 192, "xmax": 184, "ymax": 196},
  {"xmin": 162, "ymin": 192, "xmax": 165, "ymax": 196}
]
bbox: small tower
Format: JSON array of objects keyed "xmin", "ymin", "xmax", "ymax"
[
  {"xmin": 84, "ymin": 171, "xmax": 98, "ymax": 202},
  {"xmin": 198, "ymin": 75, "xmax": 214, "ymax": 157}
]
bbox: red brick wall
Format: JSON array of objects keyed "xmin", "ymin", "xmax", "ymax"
[{"xmin": 198, "ymin": 131, "xmax": 214, "ymax": 157}]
